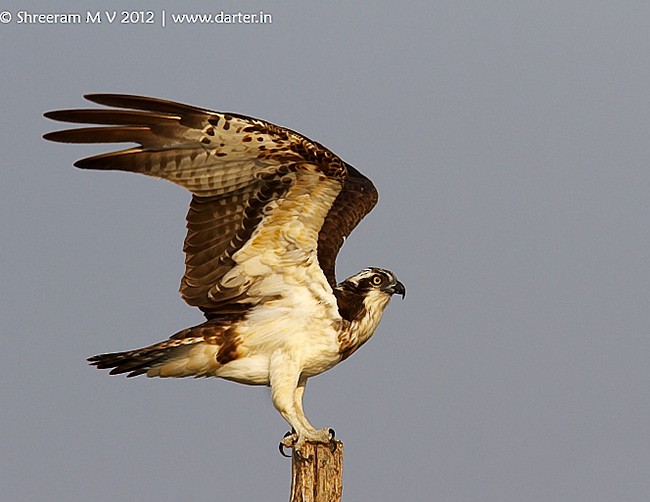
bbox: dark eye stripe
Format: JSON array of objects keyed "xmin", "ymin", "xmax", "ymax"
[{"xmin": 357, "ymin": 274, "xmax": 384, "ymax": 289}]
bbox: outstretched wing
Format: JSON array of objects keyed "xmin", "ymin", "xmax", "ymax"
[
  {"xmin": 318, "ymin": 165, "xmax": 378, "ymax": 286},
  {"xmin": 44, "ymin": 94, "xmax": 377, "ymax": 317}
]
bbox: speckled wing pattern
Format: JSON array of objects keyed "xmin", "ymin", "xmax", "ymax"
[{"xmin": 44, "ymin": 94, "xmax": 378, "ymax": 317}]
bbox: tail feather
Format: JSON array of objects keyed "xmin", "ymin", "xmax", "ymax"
[
  {"xmin": 88, "ymin": 319, "xmax": 240, "ymax": 378},
  {"xmin": 88, "ymin": 336, "xmax": 207, "ymax": 378}
]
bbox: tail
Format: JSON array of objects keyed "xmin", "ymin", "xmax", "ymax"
[{"xmin": 88, "ymin": 330, "xmax": 220, "ymax": 378}]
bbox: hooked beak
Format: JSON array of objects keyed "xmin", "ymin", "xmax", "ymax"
[{"xmin": 388, "ymin": 280, "xmax": 406, "ymax": 299}]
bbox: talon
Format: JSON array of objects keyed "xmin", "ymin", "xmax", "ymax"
[
  {"xmin": 279, "ymin": 430, "xmax": 296, "ymax": 458},
  {"xmin": 279, "ymin": 441, "xmax": 292, "ymax": 457}
]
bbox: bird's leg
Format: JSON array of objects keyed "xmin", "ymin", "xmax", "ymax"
[
  {"xmin": 293, "ymin": 377, "xmax": 335, "ymax": 444},
  {"xmin": 270, "ymin": 351, "xmax": 332, "ymax": 454},
  {"xmin": 292, "ymin": 376, "xmax": 312, "ymax": 432}
]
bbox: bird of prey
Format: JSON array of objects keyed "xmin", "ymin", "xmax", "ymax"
[{"xmin": 44, "ymin": 94, "xmax": 405, "ymax": 450}]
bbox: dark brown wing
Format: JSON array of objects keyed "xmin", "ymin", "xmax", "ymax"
[
  {"xmin": 317, "ymin": 164, "xmax": 378, "ymax": 286},
  {"xmin": 44, "ymin": 94, "xmax": 377, "ymax": 315}
]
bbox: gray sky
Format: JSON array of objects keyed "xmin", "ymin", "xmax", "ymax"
[{"xmin": 2, "ymin": 1, "xmax": 649, "ymax": 500}]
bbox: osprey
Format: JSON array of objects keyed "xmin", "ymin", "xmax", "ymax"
[{"xmin": 44, "ymin": 95, "xmax": 405, "ymax": 450}]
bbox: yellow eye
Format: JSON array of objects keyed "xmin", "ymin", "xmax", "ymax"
[{"xmin": 372, "ymin": 275, "xmax": 383, "ymax": 285}]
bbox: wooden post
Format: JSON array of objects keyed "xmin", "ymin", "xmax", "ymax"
[{"xmin": 289, "ymin": 440, "xmax": 343, "ymax": 502}]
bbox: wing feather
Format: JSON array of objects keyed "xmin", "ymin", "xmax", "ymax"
[
  {"xmin": 44, "ymin": 94, "xmax": 377, "ymax": 316},
  {"xmin": 318, "ymin": 165, "xmax": 379, "ymax": 286}
]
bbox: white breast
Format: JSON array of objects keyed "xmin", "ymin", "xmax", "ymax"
[{"xmin": 215, "ymin": 261, "xmax": 343, "ymax": 383}]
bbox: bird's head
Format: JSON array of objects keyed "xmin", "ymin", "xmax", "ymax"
[
  {"xmin": 344, "ymin": 267, "xmax": 406, "ymax": 298},
  {"xmin": 334, "ymin": 267, "xmax": 405, "ymax": 322}
]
